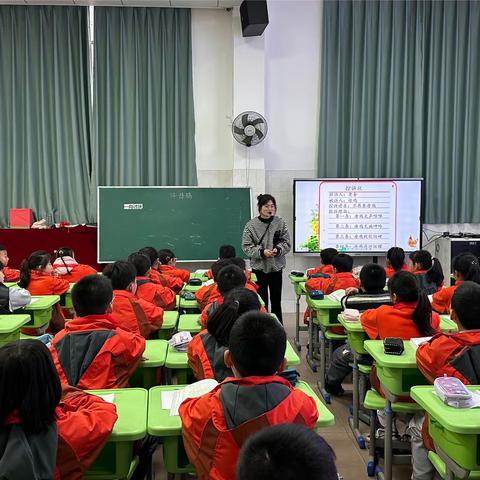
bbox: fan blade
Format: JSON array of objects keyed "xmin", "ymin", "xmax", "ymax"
[
  {"xmin": 254, "ymin": 128, "xmax": 264, "ymax": 140},
  {"xmin": 241, "ymin": 113, "xmax": 249, "ymax": 127},
  {"xmin": 251, "ymin": 118, "xmax": 264, "ymax": 126},
  {"xmin": 233, "ymin": 125, "xmax": 245, "ymax": 135}
]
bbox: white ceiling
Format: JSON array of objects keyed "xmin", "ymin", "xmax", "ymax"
[{"xmin": 0, "ymin": 0, "xmax": 241, "ymax": 7}]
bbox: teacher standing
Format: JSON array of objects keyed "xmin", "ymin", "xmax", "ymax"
[{"xmin": 242, "ymin": 194, "xmax": 291, "ymax": 323}]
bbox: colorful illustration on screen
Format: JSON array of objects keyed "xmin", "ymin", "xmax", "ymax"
[
  {"xmin": 407, "ymin": 235, "xmax": 418, "ymax": 248},
  {"xmin": 300, "ymin": 207, "xmax": 319, "ymax": 252}
]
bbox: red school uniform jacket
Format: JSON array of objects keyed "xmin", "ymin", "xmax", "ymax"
[
  {"xmin": 135, "ymin": 276, "xmax": 176, "ymax": 310},
  {"xmin": 53, "ymin": 264, "xmax": 97, "ymax": 283},
  {"xmin": 54, "ymin": 386, "xmax": 118, "ymax": 480},
  {"xmin": 159, "ymin": 264, "xmax": 190, "ymax": 283},
  {"xmin": 196, "ymin": 282, "xmax": 258, "ymax": 312},
  {"xmin": 149, "ymin": 268, "xmax": 184, "ymax": 293},
  {"xmin": 431, "ymin": 282, "xmax": 462, "ymax": 314},
  {"xmin": 305, "ymin": 271, "xmax": 359, "ymax": 294},
  {"xmin": 384, "ymin": 263, "xmax": 409, "ymax": 279},
  {"xmin": 0, "ymin": 386, "xmax": 117, "ymax": 480},
  {"xmin": 26, "ymin": 270, "xmax": 70, "ymax": 296},
  {"xmin": 306, "ymin": 264, "xmax": 335, "ymax": 276},
  {"xmin": 416, "ymin": 330, "xmax": 480, "ymax": 384},
  {"xmin": 50, "ymin": 314, "xmax": 145, "ymax": 389},
  {"xmin": 188, "ymin": 330, "xmax": 232, "ymax": 382},
  {"xmin": 179, "ymin": 375, "xmax": 319, "ymax": 480},
  {"xmin": 111, "ymin": 289, "xmax": 164, "ymax": 338},
  {"xmin": 360, "ymin": 301, "xmax": 440, "ymax": 340},
  {"xmin": 3, "ymin": 266, "xmax": 19, "ymax": 282}
]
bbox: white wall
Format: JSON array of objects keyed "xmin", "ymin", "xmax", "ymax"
[
  {"xmin": 191, "ymin": 8, "xmax": 234, "ymax": 187},
  {"xmin": 191, "ymin": 0, "xmax": 324, "ymax": 311}
]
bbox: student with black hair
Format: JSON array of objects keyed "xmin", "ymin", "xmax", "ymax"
[
  {"xmin": 179, "ymin": 312, "xmax": 318, "ymax": 480},
  {"xmin": 0, "ymin": 244, "xmax": 19, "ymax": 281},
  {"xmin": 409, "ymin": 250, "xmax": 444, "ymax": 294},
  {"xmin": 431, "ymin": 253, "xmax": 480, "ymax": 314},
  {"xmin": 409, "ymin": 282, "xmax": 480, "ymax": 480},
  {"xmin": 49, "ymin": 274, "xmax": 145, "ymax": 389},
  {"xmin": 52, "ymin": 246, "xmax": 97, "ymax": 282},
  {"xmin": 138, "ymin": 246, "xmax": 184, "ymax": 293},
  {"xmin": 158, "ymin": 248, "xmax": 190, "ymax": 283},
  {"xmin": 199, "ymin": 264, "xmax": 247, "ymax": 327},
  {"xmin": 305, "ymin": 253, "xmax": 359, "ymax": 294},
  {"xmin": 18, "ymin": 250, "xmax": 70, "ymax": 334},
  {"xmin": 361, "ymin": 271, "xmax": 440, "ymax": 340},
  {"xmin": 103, "ymin": 261, "xmax": 164, "ymax": 338},
  {"xmin": 384, "ymin": 247, "xmax": 408, "ymax": 278},
  {"xmin": 195, "ymin": 258, "xmax": 235, "ymax": 310},
  {"xmin": 325, "ymin": 264, "xmax": 392, "ymax": 395},
  {"xmin": 0, "ymin": 263, "xmax": 31, "ymax": 314},
  {"xmin": 307, "ymin": 247, "xmax": 338, "ymax": 277},
  {"xmin": 128, "ymin": 253, "xmax": 176, "ymax": 310},
  {"xmin": 237, "ymin": 424, "xmax": 338, "ymax": 480},
  {"xmin": 0, "ymin": 340, "xmax": 117, "ymax": 479},
  {"xmin": 219, "ymin": 244, "xmax": 236, "ymax": 259},
  {"xmin": 188, "ymin": 288, "xmax": 261, "ymax": 381}
]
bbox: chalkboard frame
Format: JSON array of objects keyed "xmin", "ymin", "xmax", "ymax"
[{"xmin": 97, "ymin": 186, "xmax": 253, "ymax": 263}]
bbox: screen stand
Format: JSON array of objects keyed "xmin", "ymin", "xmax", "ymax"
[{"xmin": 372, "ymin": 256, "xmax": 378, "ymax": 264}]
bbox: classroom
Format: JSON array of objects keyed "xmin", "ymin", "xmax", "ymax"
[{"xmin": 1, "ymin": 0, "xmax": 479, "ymax": 479}]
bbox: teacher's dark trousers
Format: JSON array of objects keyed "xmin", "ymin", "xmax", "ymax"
[{"xmin": 252, "ymin": 269, "xmax": 283, "ymax": 324}]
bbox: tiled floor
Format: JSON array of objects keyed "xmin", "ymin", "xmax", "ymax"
[{"xmin": 153, "ymin": 313, "xmax": 415, "ymax": 479}]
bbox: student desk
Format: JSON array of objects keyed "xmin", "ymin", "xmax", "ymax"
[
  {"xmin": 20, "ymin": 295, "xmax": 60, "ymax": 330},
  {"xmin": 85, "ymin": 388, "xmax": 148, "ymax": 479},
  {"xmin": 287, "ymin": 274, "xmax": 308, "ymax": 351},
  {"xmin": 158, "ymin": 310, "xmax": 179, "ymax": 340},
  {"xmin": 0, "ymin": 314, "xmax": 31, "ymax": 347},
  {"xmin": 4, "ymin": 282, "xmax": 17, "ymax": 288},
  {"xmin": 178, "ymin": 296, "xmax": 199, "ymax": 312},
  {"xmin": 131, "ymin": 339, "xmax": 168, "ymax": 388},
  {"xmin": 183, "ymin": 283, "xmax": 203, "ymax": 293},
  {"xmin": 364, "ymin": 340, "xmax": 428, "ymax": 480},
  {"xmin": 177, "ymin": 314, "xmax": 201, "ymax": 334},
  {"xmin": 59, "ymin": 283, "xmax": 75, "ymax": 309},
  {"xmin": 305, "ymin": 295, "xmax": 344, "ymax": 402},
  {"xmin": 337, "ymin": 315, "xmax": 458, "ymax": 450},
  {"xmin": 147, "ymin": 379, "xmax": 334, "ymax": 475},
  {"xmin": 164, "ymin": 340, "xmax": 301, "ymax": 385},
  {"xmin": 411, "ymin": 385, "xmax": 480, "ymax": 480}
]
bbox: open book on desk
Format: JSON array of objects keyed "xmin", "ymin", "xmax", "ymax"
[
  {"xmin": 410, "ymin": 337, "xmax": 432, "ymax": 349},
  {"xmin": 164, "ymin": 379, "xmax": 219, "ymax": 416},
  {"xmin": 327, "ymin": 289, "xmax": 346, "ymax": 302}
]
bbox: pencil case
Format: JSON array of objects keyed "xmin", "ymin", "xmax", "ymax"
[
  {"xmin": 290, "ymin": 270, "xmax": 305, "ymax": 277},
  {"xmin": 308, "ymin": 273, "xmax": 330, "ymax": 279},
  {"xmin": 434, "ymin": 376, "xmax": 472, "ymax": 408},
  {"xmin": 383, "ymin": 337, "xmax": 404, "ymax": 355},
  {"xmin": 308, "ymin": 290, "xmax": 324, "ymax": 300},
  {"xmin": 188, "ymin": 278, "xmax": 202, "ymax": 286}
]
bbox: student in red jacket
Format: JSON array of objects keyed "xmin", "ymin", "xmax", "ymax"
[
  {"xmin": 128, "ymin": 253, "xmax": 176, "ymax": 310},
  {"xmin": 19, "ymin": 250, "xmax": 70, "ymax": 334},
  {"xmin": 200, "ymin": 264, "xmax": 248, "ymax": 328},
  {"xmin": 384, "ymin": 246, "xmax": 409, "ymax": 279},
  {"xmin": 304, "ymin": 253, "xmax": 360, "ymax": 328},
  {"xmin": 103, "ymin": 261, "xmax": 164, "ymax": 338},
  {"xmin": 52, "ymin": 246, "xmax": 97, "ymax": 282},
  {"xmin": 158, "ymin": 249, "xmax": 190, "ymax": 283},
  {"xmin": 0, "ymin": 339, "xmax": 117, "ymax": 480},
  {"xmin": 409, "ymin": 282, "xmax": 480, "ymax": 480},
  {"xmin": 205, "ymin": 245, "xmax": 237, "ymax": 279},
  {"xmin": 189, "ymin": 288, "xmax": 261, "ymax": 381},
  {"xmin": 138, "ymin": 247, "xmax": 184, "ymax": 293},
  {"xmin": 0, "ymin": 244, "xmax": 20, "ymax": 281},
  {"xmin": 361, "ymin": 271, "xmax": 440, "ymax": 340},
  {"xmin": 305, "ymin": 253, "xmax": 359, "ymax": 294},
  {"xmin": 409, "ymin": 249, "xmax": 444, "ymax": 295},
  {"xmin": 237, "ymin": 424, "xmax": 338, "ymax": 480},
  {"xmin": 431, "ymin": 253, "xmax": 480, "ymax": 314},
  {"xmin": 179, "ymin": 312, "xmax": 319, "ymax": 480},
  {"xmin": 306, "ymin": 247, "xmax": 338, "ymax": 277},
  {"xmin": 50, "ymin": 274, "xmax": 145, "ymax": 389},
  {"xmin": 195, "ymin": 258, "xmax": 234, "ymax": 310}
]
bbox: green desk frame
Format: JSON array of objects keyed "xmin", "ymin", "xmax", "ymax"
[
  {"xmin": 21, "ymin": 295, "xmax": 60, "ymax": 330},
  {"xmin": 0, "ymin": 314, "xmax": 31, "ymax": 347},
  {"xmin": 85, "ymin": 388, "xmax": 148, "ymax": 480},
  {"xmin": 287, "ymin": 274, "xmax": 308, "ymax": 351}
]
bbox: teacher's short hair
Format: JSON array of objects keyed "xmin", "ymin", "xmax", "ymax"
[{"xmin": 257, "ymin": 194, "xmax": 277, "ymax": 211}]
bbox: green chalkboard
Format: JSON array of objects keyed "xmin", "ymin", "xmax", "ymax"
[{"xmin": 98, "ymin": 187, "xmax": 253, "ymax": 262}]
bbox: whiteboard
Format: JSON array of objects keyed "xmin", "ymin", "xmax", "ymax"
[{"xmin": 294, "ymin": 179, "xmax": 423, "ymax": 254}]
